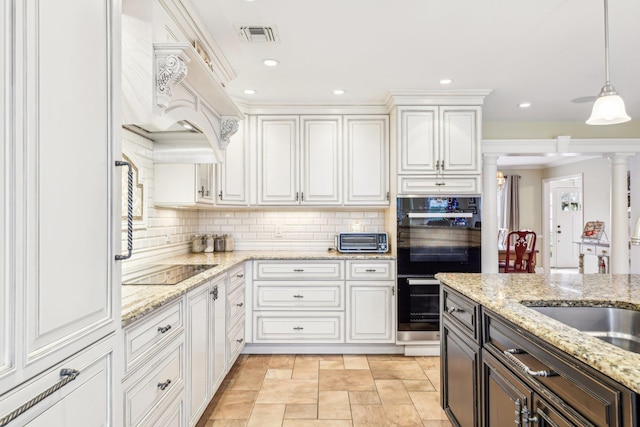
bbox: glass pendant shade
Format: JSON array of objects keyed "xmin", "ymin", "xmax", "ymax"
[{"xmin": 586, "ymin": 86, "xmax": 631, "ymax": 125}]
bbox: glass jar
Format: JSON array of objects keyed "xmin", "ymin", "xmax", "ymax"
[
  {"xmin": 191, "ymin": 234, "xmax": 204, "ymax": 253},
  {"xmin": 214, "ymin": 235, "xmax": 225, "ymax": 252},
  {"xmin": 224, "ymin": 234, "xmax": 234, "ymax": 252}
]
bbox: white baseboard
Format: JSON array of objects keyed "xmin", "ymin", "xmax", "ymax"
[
  {"xmin": 403, "ymin": 342, "xmax": 441, "ymax": 356},
  {"xmin": 242, "ymin": 343, "xmax": 404, "ymax": 355}
]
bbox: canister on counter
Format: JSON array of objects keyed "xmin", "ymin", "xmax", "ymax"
[
  {"xmin": 214, "ymin": 235, "xmax": 225, "ymax": 252},
  {"xmin": 224, "ymin": 234, "xmax": 234, "ymax": 251}
]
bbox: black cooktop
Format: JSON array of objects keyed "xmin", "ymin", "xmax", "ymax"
[{"xmin": 122, "ymin": 264, "xmax": 217, "ymax": 285}]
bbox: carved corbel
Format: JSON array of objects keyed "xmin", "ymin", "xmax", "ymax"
[
  {"xmin": 156, "ymin": 54, "xmax": 188, "ymax": 108},
  {"xmin": 220, "ymin": 117, "xmax": 240, "ymax": 149}
]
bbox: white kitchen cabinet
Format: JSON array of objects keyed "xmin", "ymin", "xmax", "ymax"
[
  {"xmin": 398, "ymin": 175, "xmax": 481, "ymax": 194},
  {"xmin": 155, "ymin": 163, "xmax": 216, "ymax": 207},
  {"xmin": 0, "ymin": 0, "xmax": 121, "ymax": 422},
  {"xmin": 217, "ymin": 121, "xmax": 249, "ymax": 205},
  {"xmin": 185, "ymin": 273, "xmax": 226, "ymax": 426},
  {"xmin": 226, "ymin": 264, "xmax": 246, "ymax": 367},
  {"xmin": 257, "ymin": 116, "xmax": 342, "ymax": 205},
  {"xmin": 397, "ymin": 106, "xmax": 481, "ymax": 176},
  {"xmin": 344, "ymin": 115, "xmax": 390, "ymax": 205}
]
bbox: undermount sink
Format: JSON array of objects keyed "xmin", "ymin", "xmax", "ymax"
[{"xmin": 528, "ymin": 306, "xmax": 640, "ymax": 354}]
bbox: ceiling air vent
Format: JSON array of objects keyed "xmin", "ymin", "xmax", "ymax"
[{"xmin": 238, "ymin": 26, "xmax": 280, "ymax": 43}]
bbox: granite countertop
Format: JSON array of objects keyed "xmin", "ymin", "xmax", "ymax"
[
  {"xmin": 122, "ymin": 250, "xmax": 395, "ymax": 327},
  {"xmin": 435, "ymin": 273, "xmax": 640, "ymax": 394}
]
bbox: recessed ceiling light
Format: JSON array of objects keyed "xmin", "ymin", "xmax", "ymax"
[
  {"xmin": 518, "ymin": 102, "xmax": 532, "ymax": 108},
  {"xmin": 333, "ymin": 89, "xmax": 346, "ymax": 95},
  {"xmin": 262, "ymin": 58, "xmax": 279, "ymax": 67},
  {"xmin": 439, "ymin": 79, "xmax": 453, "ymax": 85},
  {"xmin": 244, "ymin": 89, "xmax": 257, "ymax": 95}
]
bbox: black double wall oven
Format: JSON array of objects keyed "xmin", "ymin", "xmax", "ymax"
[{"xmin": 396, "ymin": 196, "xmax": 481, "ymax": 342}]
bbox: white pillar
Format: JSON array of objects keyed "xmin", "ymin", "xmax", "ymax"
[
  {"xmin": 482, "ymin": 155, "xmax": 499, "ymax": 273},
  {"xmin": 609, "ymin": 154, "xmax": 631, "ymax": 274},
  {"xmin": 630, "ymin": 154, "xmax": 640, "ymax": 273}
]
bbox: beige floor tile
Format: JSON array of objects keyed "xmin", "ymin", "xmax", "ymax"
[
  {"xmin": 319, "ymin": 369, "xmax": 376, "ymax": 391},
  {"xmin": 351, "ymin": 404, "xmax": 388, "ymax": 426},
  {"xmin": 403, "ymin": 379, "xmax": 436, "ymax": 392},
  {"xmin": 348, "ymin": 391, "xmax": 381, "ymax": 405},
  {"xmin": 284, "ymin": 404, "xmax": 318, "ymax": 420},
  {"xmin": 383, "ymin": 404, "xmax": 424, "ymax": 426},
  {"xmin": 296, "ymin": 354, "xmax": 344, "ymax": 362},
  {"xmin": 409, "ymin": 391, "xmax": 448, "ymax": 421},
  {"xmin": 246, "ymin": 403, "xmax": 285, "ymax": 427},
  {"xmin": 319, "ymin": 360, "xmax": 344, "ymax": 370},
  {"xmin": 423, "ymin": 370, "xmax": 441, "ymax": 391},
  {"xmin": 211, "ymin": 391, "xmax": 258, "ymax": 420},
  {"xmin": 292, "ymin": 367, "xmax": 320, "ymax": 380},
  {"xmin": 375, "ymin": 379, "xmax": 412, "ymax": 405},
  {"xmin": 415, "ymin": 357, "xmax": 440, "ymax": 371},
  {"xmin": 204, "ymin": 420, "xmax": 248, "ymax": 427},
  {"xmin": 265, "ymin": 368, "xmax": 292, "ymax": 379},
  {"xmin": 422, "ymin": 421, "xmax": 453, "ymax": 427},
  {"xmin": 293, "ymin": 357, "xmax": 320, "ymax": 379},
  {"xmin": 283, "ymin": 421, "xmax": 352, "ymax": 427},
  {"xmin": 229, "ymin": 369, "xmax": 267, "ymax": 391},
  {"xmin": 318, "ymin": 391, "xmax": 351, "ymax": 420},
  {"xmin": 343, "ymin": 355, "xmax": 369, "ymax": 370},
  {"xmin": 369, "ymin": 360, "xmax": 427, "ymax": 380},
  {"xmin": 269, "ymin": 355, "xmax": 296, "ymax": 369},
  {"xmin": 367, "ymin": 355, "xmax": 414, "ymax": 362},
  {"xmin": 241, "ymin": 355, "xmax": 272, "ymax": 369},
  {"xmin": 255, "ymin": 379, "xmax": 319, "ymax": 404}
]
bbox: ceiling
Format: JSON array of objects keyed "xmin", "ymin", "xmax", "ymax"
[{"xmin": 190, "ymin": 0, "xmax": 640, "ymax": 123}]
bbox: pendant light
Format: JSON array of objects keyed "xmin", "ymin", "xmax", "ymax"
[
  {"xmin": 586, "ymin": 0, "xmax": 630, "ymax": 125},
  {"xmin": 497, "ymin": 171, "xmax": 506, "ymax": 192}
]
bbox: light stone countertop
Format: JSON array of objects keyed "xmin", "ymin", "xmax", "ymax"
[
  {"xmin": 122, "ymin": 250, "xmax": 395, "ymax": 327},
  {"xmin": 435, "ymin": 272, "xmax": 640, "ymax": 394}
]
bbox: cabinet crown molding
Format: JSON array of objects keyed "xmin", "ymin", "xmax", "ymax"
[{"xmin": 385, "ymin": 90, "xmax": 492, "ymax": 109}]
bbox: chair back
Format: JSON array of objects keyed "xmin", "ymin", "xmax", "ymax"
[{"xmin": 504, "ymin": 230, "xmax": 537, "ymax": 273}]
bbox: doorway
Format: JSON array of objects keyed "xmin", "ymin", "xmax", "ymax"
[{"xmin": 545, "ymin": 175, "xmax": 583, "ymax": 270}]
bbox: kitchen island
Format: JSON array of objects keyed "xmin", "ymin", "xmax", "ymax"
[{"xmin": 436, "ymin": 272, "xmax": 640, "ymax": 427}]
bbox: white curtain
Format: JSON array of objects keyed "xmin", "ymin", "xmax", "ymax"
[{"xmin": 498, "ymin": 175, "xmax": 520, "ymax": 231}]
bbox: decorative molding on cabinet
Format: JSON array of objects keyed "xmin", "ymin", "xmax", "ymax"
[
  {"xmin": 155, "ymin": 53, "xmax": 188, "ymax": 108},
  {"xmin": 220, "ymin": 117, "xmax": 240, "ymax": 149},
  {"xmin": 385, "ymin": 90, "xmax": 492, "ymax": 109}
]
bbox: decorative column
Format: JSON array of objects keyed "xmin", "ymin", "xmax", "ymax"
[
  {"xmin": 482, "ymin": 155, "xmax": 499, "ymax": 273},
  {"xmin": 609, "ymin": 153, "xmax": 631, "ymax": 274}
]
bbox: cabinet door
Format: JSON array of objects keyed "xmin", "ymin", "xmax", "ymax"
[
  {"xmin": 398, "ymin": 107, "xmax": 438, "ymax": 174},
  {"xmin": 441, "ymin": 318, "xmax": 479, "ymax": 427},
  {"xmin": 346, "ymin": 282, "xmax": 395, "ymax": 343},
  {"xmin": 217, "ymin": 121, "xmax": 248, "ymax": 205},
  {"xmin": 186, "ymin": 285, "xmax": 210, "ymax": 425},
  {"xmin": 196, "ymin": 163, "xmax": 215, "ymax": 204},
  {"xmin": 257, "ymin": 116, "xmax": 299, "ymax": 204},
  {"xmin": 344, "ymin": 115, "xmax": 389, "ymax": 205},
  {"xmin": 210, "ymin": 275, "xmax": 227, "ymax": 393},
  {"xmin": 439, "ymin": 107, "xmax": 481, "ymax": 173},
  {"xmin": 481, "ymin": 350, "xmax": 533, "ymax": 427},
  {"xmin": 11, "ymin": 0, "xmax": 119, "ymax": 392},
  {"xmin": 300, "ymin": 116, "xmax": 341, "ymax": 205}
]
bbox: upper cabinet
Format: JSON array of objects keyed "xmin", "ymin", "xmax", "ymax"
[
  {"xmin": 154, "ymin": 163, "xmax": 216, "ymax": 207},
  {"xmin": 217, "ymin": 120, "xmax": 249, "ymax": 206}
]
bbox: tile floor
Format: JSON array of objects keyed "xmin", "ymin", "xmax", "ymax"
[{"xmin": 196, "ymin": 354, "xmax": 452, "ymax": 427}]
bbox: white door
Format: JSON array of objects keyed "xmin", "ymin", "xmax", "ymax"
[
  {"xmin": 257, "ymin": 116, "xmax": 299, "ymax": 204},
  {"xmin": 196, "ymin": 164, "xmax": 215, "ymax": 204},
  {"xmin": 398, "ymin": 107, "xmax": 438, "ymax": 174},
  {"xmin": 300, "ymin": 116, "xmax": 342, "ymax": 205},
  {"xmin": 346, "ymin": 282, "xmax": 395, "ymax": 343},
  {"xmin": 552, "ymin": 187, "xmax": 582, "ymax": 268},
  {"xmin": 344, "ymin": 116, "xmax": 389, "ymax": 205},
  {"xmin": 440, "ymin": 106, "xmax": 481, "ymax": 173},
  {"xmin": 217, "ymin": 122, "xmax": 248, "ymax": 205}
]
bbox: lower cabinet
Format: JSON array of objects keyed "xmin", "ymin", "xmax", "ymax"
[{"xmin": 346, "ymin": 282, "xmax": 395, "ymax": 343}]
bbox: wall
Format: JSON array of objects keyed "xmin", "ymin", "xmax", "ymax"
[
  {"xmin": 499, "ymin": 168, "xmax": 543, "ymax": 233},
  {"xmin": 484, "ymin": 120, "xmax": 640, "ymax": 139}
]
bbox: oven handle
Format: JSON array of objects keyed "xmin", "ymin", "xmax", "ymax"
[
  {"xmin": 407, "ymin": 278, "xmax": 440, "ymax": 286},
  {"xmin": 407, "ymin": 212, "xmax": 473, "ymax": 218}
]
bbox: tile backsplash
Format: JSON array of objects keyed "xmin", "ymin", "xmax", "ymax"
[{"xmin": 122, "ymin": 129, "xmax": 388, "ymax": 267}]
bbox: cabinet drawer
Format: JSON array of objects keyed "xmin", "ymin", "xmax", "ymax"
[
  {"xmin": 124, "ymin": 336, "xmax": 184, "ymax": 427},
  {"xmin": 398, "ymin": 175, "xmax": 480, "ymax": 194},
  {"xmin": 442, "ymin": 287, "xmax": 479, "ymax": 341},
  {"xmin": 139, "ymin": 383, "xmax": 184, "ymax": 427},
  {"xmin": 483, "ymin": 311, "xmax": 627, "ymax": 427},
  {"xmin": 253, "ymin": 260, "xmax": 343, "ymax": 280},
  {"xmin": 227, "ymin": 320, "xmax": 245, "ymax": 365},
  {"xmin": 228, "ymin": 263, "xmax": 246, "ymax": 293},
  {"xmin": 346, "ymin": 260, "xmax": 395, "ymax": 280},
  {"xmin": 124, "ymin": 299, "xmax": 183, "ymax": 373},
  {"xmin": 254, "ymin": 312, "xmax": 344, "ymax": 343},
  {"xmin": 228, "ymin": 286, "xmax": 246, "ymax": 327},
  {"xmin": 255, "ymin": 281, "xmax": 344, "ymax": 310}
]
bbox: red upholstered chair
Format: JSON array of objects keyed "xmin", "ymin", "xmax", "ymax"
[{"xmin": 504, "ymin": 230, "xmax": 537, "ymax": 273}]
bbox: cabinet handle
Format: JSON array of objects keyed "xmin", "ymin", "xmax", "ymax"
[
  {"xmin": 157, "ymin": 379, "xmax": 172, "ymax": 391},
  {"xmin": 365, "ymin": 269, "xmax": 377, "ymax": 272},
  {"xmin": 210, "ymin": 285, "xmax": 219, "ymax": 300},
  {"xmin": 293, "ymin": 269, "xmax": 304, "ymax": 272},
  {"xmin": 158, "ymin": 325, "xmax": 172, "ymax": 334},
  {"xmin": 236, "ymin": 273, "xmax": 244, "ymax": 278},
  {"xmin": 219, "ymin": 191, "xmax": 223, "ymax": 200},
  {"xmin": 301, "ymin": 192, "xmax": 304, "ymax": 201},
  {"xmin": 237, "ymin": 338, "xmax": 244, "ymax": 344},
  {"xmin": 199, "ymin": 185, "xmax": 205, "ymax": 197},
  {"xmin": 522, "ymin": 405, "xmax": 537, "ymax": 427},
  {"xmin": 115, "ymin": 160, "xmax": 133, "ymax": 261},
  {"xmin": 446, "ymin": 306, "xmax": 463, "ymax": 314},
  {"xmin": 386, "ymin": 191, "xmax": 390, "ymax": 201},
  {"xmin": 503, "ymin": 349, "xmax": 557, "ymax": 377},
  {"xmin": 296, "ymin": 192, "xmax": 299, "ymax": 201},
  {"xmin": 0, "ymin": 369, "xmax": 80, "ymax": 426},
  {"xmin": 440, "ymin": 160, "xmax": 445, "ymax": 171},
  {"xmin": 435, "ymin": 182, "xmax": 446, "ymax": 186},
  {"xmin": 293, "ymin": 326, "xmax": 304, "ymax": 331},
  {"xmin": 293, "ymin": 294, "xmax": 304, "ymax": 299},
  {"xmin": 515, "ymin": 398, "xmax": 522, "ymax": 426},
  {"xmin": 236, "ymin": 302, "xmax": 244, "ymax": 307},
  {"xmin": 435, "ymin": 160, "xmax": 440, "ymax": 171}
]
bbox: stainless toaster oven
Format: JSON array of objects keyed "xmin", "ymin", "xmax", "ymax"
[{"xmin": 335, "ymin": 232, "xmax": 388, "ymax": 253}]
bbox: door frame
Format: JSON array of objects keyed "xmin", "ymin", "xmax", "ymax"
[{"xmin": 542, "ymin": 174, "xmax": 583, "ymax": 274}]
